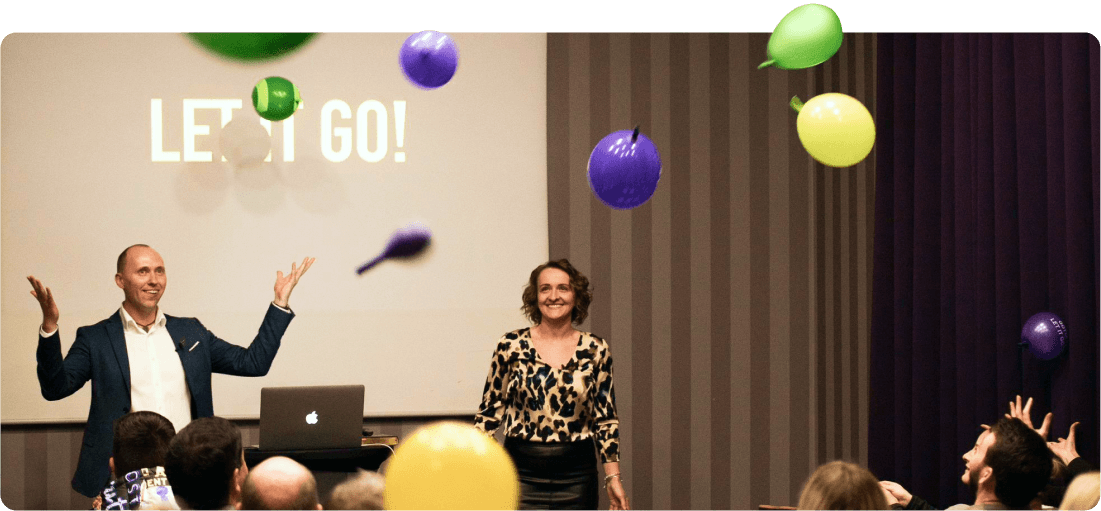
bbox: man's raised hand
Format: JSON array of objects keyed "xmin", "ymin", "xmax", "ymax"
[
  {"xmin": 27, "ymin": 276, "xmax": 60, "ymax": 332},
  {"xmin": 273, "ymin": 257, "xmax": 315, "ymax": 309}
]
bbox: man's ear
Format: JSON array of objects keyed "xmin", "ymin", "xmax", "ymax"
[
  {"xmin": 979, "ymin": 466, "xmax": 993, "ymax": 486},
  {"xmin": 115, "ymin": 274, "xmax": 124, "ymax": 289}
]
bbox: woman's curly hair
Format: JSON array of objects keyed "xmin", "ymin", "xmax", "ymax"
[{"xmin": 521, "ymin": 259, "xmax": 593, "ymax": 326}]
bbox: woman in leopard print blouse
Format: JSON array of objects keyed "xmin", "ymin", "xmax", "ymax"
[{"xmin": 475, "ymin": 259, "xmax": 629, "ymax": 510}]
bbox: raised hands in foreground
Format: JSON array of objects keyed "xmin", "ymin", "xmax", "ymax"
[
  {"xmin": 27, "ymin": 276, "xmax": 60, "ymax": 332},
  {"xmin": 273, "ymin": 257, "xmax": 315, "ymax": 309},
  {"xmin": 1049, "ymin": 421, "xmax": 1081, "ymax": 466},
  {"xmin": 1006, "ymin": 395, "xmax": 1052, "ymax": 439}
]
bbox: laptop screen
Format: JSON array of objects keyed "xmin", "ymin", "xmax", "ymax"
[{"xmin": 259, "ymin": 385, "xmax": 365, "ymax": 451}]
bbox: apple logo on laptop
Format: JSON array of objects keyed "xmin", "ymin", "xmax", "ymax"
[{"xmin": 306, "ymin": 411, "xmax": 318, "ymax": 425}]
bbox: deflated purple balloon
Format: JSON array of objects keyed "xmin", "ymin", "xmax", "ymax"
[
  {"xmin": 1020, "ymin": 312, "xmax": 1068, "ymax": 360},
  {"xmin": 587, "ymin": 126, "xmax": 662, "ymax": 210},
  {"xmin": 356, "ymin": 224, "xmax": 432, "ymax": 275},
  {"xmin": 399, "ymin": 31, "xmax": 459, "ymax": 89}
]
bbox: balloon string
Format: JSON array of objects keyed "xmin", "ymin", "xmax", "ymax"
[
  {"xmin": 631, "ymin": 125, "xmax": 640, "ymax": 143},
  {"xmin": 790, "ymin": 96, "xmax": 805, "ymax": 113}
]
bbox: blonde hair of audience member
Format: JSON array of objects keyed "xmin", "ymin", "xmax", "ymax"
[
  {"xmin": 797, "ymin": 460, "xmax": 889, "ymax": 510},
  {"xmin": 325, "ymin": 470, "xmax": 384, "ymax": 510},
  {"xmin": 1059, "ymin": 472, "xmax": 1100, "ymax": 511}
]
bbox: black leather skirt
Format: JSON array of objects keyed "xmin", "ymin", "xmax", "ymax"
[{"xmin": 504, "ymin": 437, "xmax": 599, "ymax": 510}]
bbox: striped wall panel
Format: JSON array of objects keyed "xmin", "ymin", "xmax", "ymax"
[{"xmin": 546, "ymin": 33, "xmax": 875, "ymax": 509}]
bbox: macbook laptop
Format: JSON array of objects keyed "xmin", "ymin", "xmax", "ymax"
[{"xmin": 259, "ymin": 385, "xmax": 365, "ymax": 451}]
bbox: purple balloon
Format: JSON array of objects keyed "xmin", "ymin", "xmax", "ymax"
[
  {"xmin": 1020, "ymin": 312, "xmax": 1068, "ymax": 360},
  {"xmin": 399, "ymin": 31, "xmax": 459, "ymax": 89},
  {"xmin": 357, "ymin": 224, "xmax": 432, "ymax": 275},
  {"xmin": 587, "ymin": 126, "xmax": 662, "ymax": 210}
]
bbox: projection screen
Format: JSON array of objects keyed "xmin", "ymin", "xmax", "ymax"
[{"xmin": 1, "ymin": 33, "xmax": 548, "ymax": 422}]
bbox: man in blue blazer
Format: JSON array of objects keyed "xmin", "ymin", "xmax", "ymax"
[{"xmin": 28, "ymin": 244, "xmax": 315, "ymax": 498}]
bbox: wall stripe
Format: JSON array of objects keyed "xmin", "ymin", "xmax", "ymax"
[
  {"xmin": 767, "ymin": 43, "xmax": 793, "ymax": 506},
  {"xmin": 607, "ymin": 31, "xmax": 634, "ymax": 511},
  {"xmin": 788, "ymin": 46, "xmax": 814, "ymax": 495},
  {"xmin": 688, "ymin": 33, "xmax": 713, "ymax": 511},
  {"xmin": 2, "ymin": 33, "xmax": 878, "ymax": 510},
  {"xmin": 748, "ymin": 31, "xmax": 773, "ymax": 510},
  {"xmin": 547, "ymin": 33, "xmax": 571, "ymax": 259},
  {"xmin": 814, "ymin": 57, "xmax": 829, "ymax": 468},
  {"xmin": 648, "ymin": 32, "xmax": 674, "ymax": 511},
  {"xmin": 728, "ymin": 32, "xmax": 753, "ymax": 511},
  {"xmin": 708, "ymin": 32, "xmax": 732, "ymax": 511},
  {"xmin": 568, "ymin": 34, "xmax": 592, "ymax": 273},
  {"xmin": 668, "ymin": 32, "xmax": 692, "ymax": 510},
  {"xmin": 628, "ymin": 31, "xmax": 655, "ymax": 511}
]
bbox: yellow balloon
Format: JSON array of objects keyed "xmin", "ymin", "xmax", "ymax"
[
  {"xmin": 384, "ymin": 421, "xmax": 519, "ymax": 510},
  {"xmin": 793, "ymin": 92, "xmax": 875, "ymax": 167}
]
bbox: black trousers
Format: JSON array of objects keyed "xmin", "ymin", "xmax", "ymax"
[{"xmin": 504, "ymin": 437, "xmax": 599, "ymax": 510}]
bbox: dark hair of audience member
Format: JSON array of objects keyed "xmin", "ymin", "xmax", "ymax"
[
  {"xmin": 797, "ymin": 460, "xmax": 888, "ymax": 510},
  {"xmin": 986, "ymin": 417, "xmax": 1055, "ymax": 510},
  {"xmin": 325, "ymin": 470, "xmax": 385, "ymax": 510},
  {"xmin": 164, "ymin": 417, "xmax": 243, "ymax": 510},
  {"xmin": 239, "ymin": 470, "xmax": 320, "ymax": 510},
  {"xmin": 112, "ymin": 411, "xmax": 176, "ymax": 477},
  {"xmin": 1034, "ymin": 455, "xmax": 1069, "ymax": 508}
]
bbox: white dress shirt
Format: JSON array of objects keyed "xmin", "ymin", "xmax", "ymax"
[{"xmin": 117, "ymin": 306, "xmax": 193, "ymax": 434}]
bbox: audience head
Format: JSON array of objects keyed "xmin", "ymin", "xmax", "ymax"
[
  {"xmin": 239, "ymin": 456, "xmax": 321, "ymax": 510},
  {"xmin": 797, "ymin": 460, "xmax": 888, "ymax": 510},
  {"xmin": 1059, "ymin": 472, "xmax": 1100, "ymax": 511},
  {"xmin": 975, "ymin": 417, "xmax": 1054, "ymax": 509},
  {"xmin": 164, "ymin": 417, "xmax": 247, "ymax": 510},
  {"xmin": 1033, "ymin": 456, "xmax": 1069, "ymax": 509},
  {"xmin": 111, "ymin": 411, "xmax": 176, "ymax": 477},
  {"xmin": 325, "ymin": 470, "xmax": 384, "ymax": 510},
  {"xmin": 521, "ymin": 259, "xmax": 592, "ymax": 325}
]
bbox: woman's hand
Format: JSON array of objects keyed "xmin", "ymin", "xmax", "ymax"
[{"xmin": 607, "ymin": 475, "xmax": 630, "ymax": 510}]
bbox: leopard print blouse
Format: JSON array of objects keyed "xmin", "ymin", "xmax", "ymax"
[{"xmin": 474, "ymin": 327, "xmax": 621, "ymax": 463}]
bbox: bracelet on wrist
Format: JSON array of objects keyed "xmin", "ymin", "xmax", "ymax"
[{"xmin": 604, "ymin": 473, "xmax": 623, "ymax": 489}]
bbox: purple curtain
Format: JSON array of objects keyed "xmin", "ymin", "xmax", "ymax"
[{"xmin": 869, "ymin": 34, "xmax": 1100, "ymax": 507}]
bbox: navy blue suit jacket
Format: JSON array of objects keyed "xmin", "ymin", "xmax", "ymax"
[{"xmin": 35, "ymin": 303, "xmax": 293, "ymax": 497}]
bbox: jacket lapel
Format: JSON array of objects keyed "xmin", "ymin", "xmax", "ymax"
[
  {"xmin": 166, "ymin": 317, "xmax": 194, "ymax": 381},
  {"xmin": 105, "ymin": 311, "xmax": 130, "ymax": 392}
]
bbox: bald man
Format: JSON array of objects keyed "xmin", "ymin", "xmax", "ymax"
[
  {"xmin": 238, "ymin": 456, "xmax": 322, "ymax": 510},
  {"xmin": 30, "ymin": 244, "xmax": 314, "ymax": 498}
]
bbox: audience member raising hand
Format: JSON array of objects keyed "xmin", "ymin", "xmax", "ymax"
[
  {"xmin": 1049, "ymin": 422, "xmax": 1081, "ymax": 466},
  {"xmin": 1006, "ymin": 395, "xmax": 1053, "ymax": 440}
]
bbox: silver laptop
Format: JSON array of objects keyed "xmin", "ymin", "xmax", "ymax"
[{"xmin": 259, "ymin": 385, "xmax": 365, "ymax": 451}]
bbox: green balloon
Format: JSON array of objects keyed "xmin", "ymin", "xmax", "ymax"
[
  {"xmin": 252, "ymin": 76, "xmax": 301, "ymax": 122},
  {"xmin": 188, "ymin": 33, "xmax": 316, "ymax": 62},
  {"xmin": 758, "ymin": 4, "xmax": 843, "ymax": 70}
]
